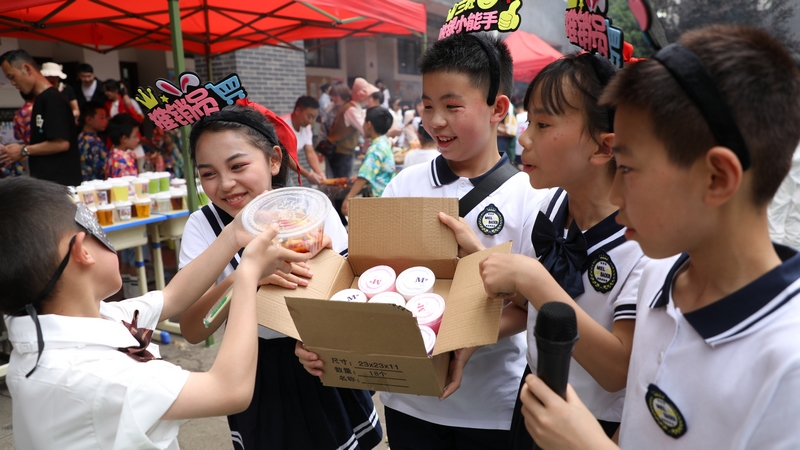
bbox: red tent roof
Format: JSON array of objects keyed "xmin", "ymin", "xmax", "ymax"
[
  {"xmin": 0, "ymin": 0, "xmax": 427, "ymax": 55},
  {"xmin": 504, "ymin": 30, "xmax": 563, "ymax": 83}
]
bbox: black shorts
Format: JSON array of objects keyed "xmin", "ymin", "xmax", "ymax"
[{"xmin": 385, "ymin": 406, "xmax": 510, "ymax": 450}]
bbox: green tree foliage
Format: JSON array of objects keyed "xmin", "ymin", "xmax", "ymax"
[{"xmin": 608, "ymin": 0, "xmax": 656, "ymax": 58}]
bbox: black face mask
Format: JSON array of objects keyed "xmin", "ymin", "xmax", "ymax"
[{"xmin": 22, "ymin": 203, "xmax": 117, "ymax": 377}]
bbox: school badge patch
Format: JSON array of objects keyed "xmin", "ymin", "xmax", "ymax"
[
  {"xmin": 646, "ymin": 384, "xmax": 687, "ymax": 438},
  {"xmin": 588, "ymin": 252, "xmax": 616, "ymax": 293},
  {"xmin": 477, "ymin": 204, "xmax": 504, "ymax": 236}
]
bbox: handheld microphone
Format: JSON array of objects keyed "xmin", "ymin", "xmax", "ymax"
[
  {"xmin": 532, "ymin": 302, "xmax": 579, "ymax": 450},
  {"xmin": 534, "ymin": 301, "xmax": 579, "ymax": 400}
]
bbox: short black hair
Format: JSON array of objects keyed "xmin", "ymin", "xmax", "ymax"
[
  {"xmin": 107, "ymin": 113, "xmax": 139, "ymax": 146},
  {"xmin": 0, "ymin": 49, "xmax": 38, "ymax": 70},
  {"xmin": 320, "ymin": 83, "xmax": 331, "ymax": 93},
  {"xmin": 190, "ymin": 104, "xmax": 289, "ymax": 187},
  {"xmin": 418, "ymin": 33, "xmax": 513, "ymax": 100},
  {"xmin": 77, "ymin": 63, "xmax": 94, "ymax": 74},
  {"xmin": 370, "ymin": 91, "xmax": 383, "ymax": 102},
  {"xmin": 294, "ymin": 95, "xmax": 320, "ymax": 111},
  {"xmin": 602, "ymin": 24, "xmax": 800, "ymax": 206},
  {"xmin": 103, "ymin": 79, "xmax": 120, "ymax": 93},
  {"xmin": 80, "ymin": 101, "xmax": 105, "ymax": 121},
  {"xmin": 0, "ymin": 177, "xmax": 80, "ymax": 315},
  {"xmin": 365, "ymin": 107, "xmax": 393, "ymax": 135}
]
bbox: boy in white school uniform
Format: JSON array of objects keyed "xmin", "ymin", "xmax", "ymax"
[
  {"xmin": 518, "ymin": 25, "xmax": 800, "ymax": 449},
  {"xmin": 299, "ymin": 32, "xmax": 546, "ymax": 449},
  {"xmin": 0, "ymin": 176, "xmax": 308, "ymax": 449}
]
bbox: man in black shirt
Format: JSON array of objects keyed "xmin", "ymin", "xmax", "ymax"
[
  {"xmin": 0, "ymin": 50, "xmax": 82, "ymax": 186},
  {"xmin": 74, "ymin": 63, "xmax": 107, "ymax": 108}
]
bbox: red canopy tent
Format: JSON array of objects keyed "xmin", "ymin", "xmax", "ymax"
[
  {"xmin": 504, "ymin": 30, "xmax": 563, "ymax": 83},
  {"xmin": 0, "ymin": 0, "xmax": 427, "ymax": 55}
]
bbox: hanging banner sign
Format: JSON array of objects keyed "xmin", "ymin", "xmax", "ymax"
[
  {"xmin": 439, "ymin": 0, "xmax": 523, "ymax": 40},
  {"xmin": 564, "ymin": 0, "xmax": 625, "ymax": 68},
  {"xmin": 134, "ymin": 71, "xmax": 248, "ymax": 131}
]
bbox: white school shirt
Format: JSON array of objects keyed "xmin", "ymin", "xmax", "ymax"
[
  {"xmin": 619, "ymin": 247, "xmax": 800, "ymax": 449},
  {"xmin": 380, "ymin": 154, "xmax": 547, "ymax": 429},
  {"xmin": 5, "ymin": 291, "xmax": 189, "ymax": 450},
  {"xmin": 526, "ymin": 189, "xmax": 646, "ymax": 422},
  {"xmin": 179, "ymin": 199, "xmax": 349, "ymax": 340},
  {"xmin": 279, "ymin": 113, "xmax": 315, "ymax": 187}
]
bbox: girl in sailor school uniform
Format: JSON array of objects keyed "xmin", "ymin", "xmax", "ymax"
[
  {"xmin": 476, "ymin": 53, "xmax": 648, "ymax": 447},
  {"xmin": 177, "ymin": 103, "xmax": 382, "ymax": 450}
]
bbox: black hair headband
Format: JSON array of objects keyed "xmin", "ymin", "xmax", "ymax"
[
  {"xmin": 197, "ymin": 110, "xmax": 280, "ymax": 148},
  {"xmin": 470, "ymin": 34, "xmax": 500, "ymax": 106},
  {"xmin": 587, "ymin": 54, "xmax": 617, "ymax": 131},
  {"xmin": 653, "ymin": 43, "xmax": 752, "ymax": 170}
]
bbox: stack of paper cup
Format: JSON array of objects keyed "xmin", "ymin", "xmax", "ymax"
[
  {"xmin": 406, "ymin": 293, "xmax": 446, "ymax": 334},
  {"xmin": 368, "ymin": 291, "xmax": 407, "ymax": 307},
  {"xmin": 330, "ymin": 289, "xmax": 368, "ymax": 303},
  {"xmin": 395, "ymin": 266, "xmax": 436, "ymax": 300},
  {"xmin": 419, "ymin": 325, "xmax": 437, "ymax": 355},
  {"xmin": 358, "ymin": 265, "xmax": 397, "ymax": 299}
]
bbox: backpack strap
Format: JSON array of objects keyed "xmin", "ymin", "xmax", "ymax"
[{"xmin": 459, "ymin": 163, "xmax": 520, "ymax": 217}]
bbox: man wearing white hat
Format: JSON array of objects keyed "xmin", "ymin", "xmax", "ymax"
[{"xmin": 41, "ymin": 62, "xmax": 79, "ymax": 123}]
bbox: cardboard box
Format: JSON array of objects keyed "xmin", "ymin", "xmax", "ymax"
[{"xmin": 256, "ymin": 197, "xmax": 512, "ymax": 396}]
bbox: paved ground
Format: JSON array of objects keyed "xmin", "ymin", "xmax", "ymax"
[{"xmin": 0, "ymin": 326, "xmax": 389, "ymax": 450}]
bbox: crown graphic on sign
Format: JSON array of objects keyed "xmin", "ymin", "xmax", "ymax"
[{"xmin": 134, "ymin": 71, "xmax": 249, "ymax": 131}]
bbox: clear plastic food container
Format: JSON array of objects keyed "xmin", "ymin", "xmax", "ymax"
[{"xmin": 241, "ymin": 187, "xmax": 330, "ymax": 254}]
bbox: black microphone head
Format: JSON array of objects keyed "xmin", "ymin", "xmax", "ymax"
[{"xmin": 535, "ymin": 302, "xmax": 578, "ymax": 342}]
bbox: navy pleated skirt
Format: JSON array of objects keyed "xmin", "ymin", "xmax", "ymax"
[{"xmin": 227, "ymin": 337, "xmax": 383, "ymax": 450}]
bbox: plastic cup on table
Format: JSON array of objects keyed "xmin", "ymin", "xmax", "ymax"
[
  {"xmin": 153, "ymin": 192, "xmax": 172, "ymax": 213},
  {"xmin": 158, "ymin": 172, "xmax": 171, "ymax": 192},
  {"xmin": 133, "ymin": 198, "xmax": 151, "ymax": 218},
  {"xmin": 115, "ymin": 201, "xmax": 132, "ymax": 222},
  {"xmin": 110, "ymin": 180, "xmax": 129, "ymax": 203},
  {"xmin": 169, "ymin": 188, "xmax": 184, "ymax": 211},
  {"xmin": 133, "ymin": 177, "xmax": 149, "ymax": 199},
  {"xmin": 96, "ymin": 203, "xmax": 115, "ymax": 226},
  {"xmin": 406, "ymin": 293, "xmax": 446, "ymax": 334},
  {"xmin": 241, "ymin": 187, "xmax": 330, "ymax": 254},
  {"xmin": 144, "ymin": 173, "xmax": 160, "ymax": 194},
  {"xmin": 94, "ymin": 182, "xmax": 112, "ymax": 206},
  {"xmin": 75, "ymin": 185, "xmax": 96, "ymax": 207}
]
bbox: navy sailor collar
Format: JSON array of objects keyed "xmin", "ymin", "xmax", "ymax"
[
  {"xmin": 650, "ymin": 244, "xmax": 800, "ymax": 345},
  {"xmin": 429, "ymin": 154, "xmax": 511, "ymax": 187},
  {"xmin": 544, "ymin": 188, "xmax": 627, "ymax": 261}
]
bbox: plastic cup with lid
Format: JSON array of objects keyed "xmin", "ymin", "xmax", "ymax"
[
  {"xmin": 170, "ymin": 178, "xmax": 186, "ymax": 189},
  {"xmin": 110, "ymin": 179, "xmax": 129, "ymax": 203},
  {"xmin": 143, "ymin": 173, "xmax": 160, "ymax": 194},
  {"xmin": 133, "ymin": 177, "xmax": 149, "ymax": 198},
  {"xmin": 94, "ymin": 182, "xmax": 112, "ymax": 206},
  {"xmin": 157, "ymin": 172, "xmax": 171, "ymax": 192},
  {"xmin": 241, "ymin": 187, "xmax": 330, "ymax": 254},
  {"xmin": 169, "ymin": 188, "xmax": 185, "ymax": 211},
  {"xmin": 153, "ymin": 192, "xmax": 172, "ymax": 213},
  {"xmin": 133, "ymin": 197, "xmax": 151, "ymax": 218},
  {"xmin": 75, "ymin": 185, "xmax": 96, "ymax": 207},
  {"xmin": 368, "ymin": 291, "xmax": 407, "ymax": 307},
  {"xmin": 406, "ymin": 293, "xmax": 446, "ymax": 334},
  {"xmin": 96, "ymin": 203, "xmax": 115, "ymax": 226},
  {"xmin": 115, "ymin": 201, "xmax": 132, "ymax": 222},
  {"xmin": 395, "ymin": 266, "xmax": 436, "ymax": 300},
  {"xmin": 419, "ymin": 325, "xmax": 437, "ymax": 355},
  {"xmin": 330, "ymin": 289, "xmax": 368, "ymax": 303},
  {"xmin": 357, "ymin": 265, "xmax": 397, "ymax": 299}
]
